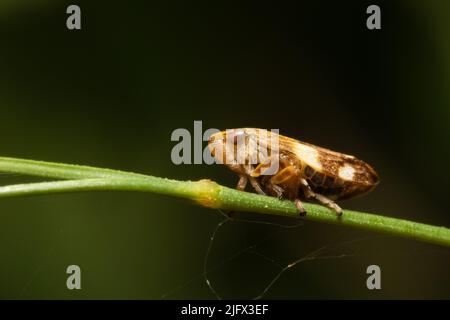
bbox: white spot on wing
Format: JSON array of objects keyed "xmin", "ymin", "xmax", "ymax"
[
  {"xmin": 294, "ymin": 143, "xmax": 322, "ymax": 170},
  {"xmin": 339, "ymin": 164, "xmax": 356, "ymax": 181}
]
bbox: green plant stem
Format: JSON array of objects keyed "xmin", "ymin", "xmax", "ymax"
[{"xmin": 1, "ymin": 156, "xmax": 450, "ymax": 248}]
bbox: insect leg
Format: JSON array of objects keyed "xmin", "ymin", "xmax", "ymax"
[
  {"xmin": 268, "ymin": 166, "xmax": 306, "ymax": 216},
  {"xmin": 300, "ymin": 178, "xmax": 343, "ymax": 216},
  {"xmin": 299, "ymin": 178, "xmax": 315, "ymax": 198},
  {"xmin": 236, "ymin": 175, "xmax": 248, "ymax": 191},
  {"xmin": 313, "ymin": 193, "xmax": 343, "ymax": 216},
  {"xmin": 263, "ymin": 178, "xmax": 305, "ymax": 215},
  {"xmin": 249, "ymin": 177, "xmax": 266, "ymax": 195},
  {"xmin": 295, "ymin": 199, "xmax": 307, "ymax": 216},
  {"xmin": 242, "ymin": 164, "xmax": 267, "ymax": 196},
  {"xmin": 232, "ymin": 176, "xmax": 266, "ymax": 217},
  {"xmin": 263, "ymin": 180, "xmax": 285, "ymax": 199}
]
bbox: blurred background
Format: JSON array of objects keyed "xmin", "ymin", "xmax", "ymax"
[{"xmin": 0, "ymin": 0, "xmax": 449, "ymax": 299}]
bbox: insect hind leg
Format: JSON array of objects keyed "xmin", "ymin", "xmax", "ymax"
[
  {"xmin": 313, "ymin": 193, "xmax": 343, "ymax": 216},
  {"xmin": 300, "ymin": 178, "xmax": 343, "ymax": 216}
]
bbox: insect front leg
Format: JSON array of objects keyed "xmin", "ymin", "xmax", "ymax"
[
  {"xmin": 243, "ymin": 164, "xmax": 267, "ymax": 196},
  {"xmin": 300, "ymin": 178, "xmax": 343, "ymax": 216},
  {"xmin": 236, "ymin": 175, "xmax": 248, "ymax": 191}
]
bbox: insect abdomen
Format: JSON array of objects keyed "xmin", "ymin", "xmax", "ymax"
[{"xmin": 302, "ymin": 164, "xmax": 377, "ymax": 200}]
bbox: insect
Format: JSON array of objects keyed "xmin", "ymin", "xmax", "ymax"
[{"xmin": 208, "ymin": 128, "xmax": 380, "ymax": 216}]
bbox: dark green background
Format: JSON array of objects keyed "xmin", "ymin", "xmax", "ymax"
[{"xmin": 1, "ymin": 1, "xmax": 449, "ymax": 299}]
